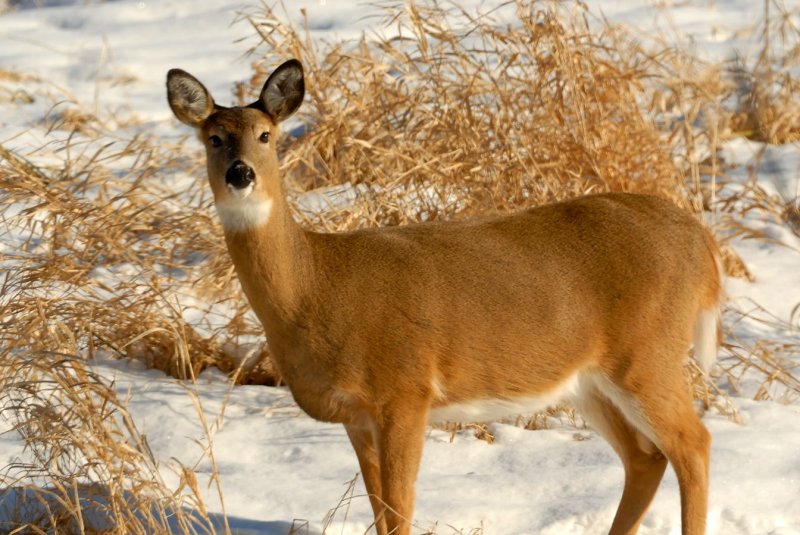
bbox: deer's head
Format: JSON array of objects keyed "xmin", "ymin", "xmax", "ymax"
[{"xmin": 166, "ymin": 60, "xmax": 304, "ymax": 229}]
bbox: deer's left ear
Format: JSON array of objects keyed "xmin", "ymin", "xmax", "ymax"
[
  {"xmin": 167, "ymin": 69, "xmax": 216, "ymax": 127},
  {"xmin": 259, "ymin": 59, "xmax": 305, "ymax": 123}
]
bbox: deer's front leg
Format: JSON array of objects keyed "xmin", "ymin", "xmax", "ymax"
[
  {"xmin": 344, "ymin": 423, "xmax": 388, "ymax": 535},
  {"xmin": 376, "ymin": 401, "xmax": 429, "ymax": 535}
]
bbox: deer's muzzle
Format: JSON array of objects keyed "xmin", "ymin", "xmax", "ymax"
[{"xmin": 226, "ymin": 160, "xmax": 255, "ymax": 190}]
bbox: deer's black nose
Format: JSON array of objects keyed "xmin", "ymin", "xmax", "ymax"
[{"xmin": 225, "ymin": 160, "xmax": 255, "ymax": 189}]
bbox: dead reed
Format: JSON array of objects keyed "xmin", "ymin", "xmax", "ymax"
[
  {"xmin": 0, "ymin": 349, "xmax": 218, "ymax": 534},
  {"xmin": 246, "ymin": 0, "xmax": 687, "ymax": 226},
  {"xmin": 727, "ymin": 0, "xmax": 800, "ymax": 145},
  {"xmin": 0, "ymin": 89, "xmax": 235, "ymax": 532}
]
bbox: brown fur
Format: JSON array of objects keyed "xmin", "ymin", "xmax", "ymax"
[{"xmin": 167, "ymin": 61, "xmax": 721, "ymax": 535}]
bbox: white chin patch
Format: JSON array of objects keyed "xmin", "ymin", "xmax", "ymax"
[
  {"xmin": 227, "ymin": 182, "xmax": 254, "ymax": 200},
  {"xmin": 215, "ymin": 194, "xmax": 273, "ymax": 231}
]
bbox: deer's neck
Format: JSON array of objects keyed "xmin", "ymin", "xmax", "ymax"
[{"xmin": 220, "ymin": 196, "xmax": 315, "ymax": 338}]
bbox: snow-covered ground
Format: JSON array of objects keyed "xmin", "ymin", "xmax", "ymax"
[{"xmin": 1, "ymin": 1, "xmax": 799, "ymax": 534}]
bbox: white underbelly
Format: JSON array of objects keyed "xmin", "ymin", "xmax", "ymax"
[{"xmin": 427, "ymin": 373, "xmax": 580, "ymax": 424}]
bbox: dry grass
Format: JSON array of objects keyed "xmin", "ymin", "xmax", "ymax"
[
  {"xmin": 727, "ymin": 0, "xmax": 800, "ymax": 145},
  {"xmin": 0, "ymin": 92, "xmax": 235, "ymax": 532},
  {"xmin": 1, "ymin": 0, "xmax": 800, "ymax": 533},
  {"xmin": 246, "ymin": 0, "xmax": 688, "ymax": 224},
  {"xmin": 0, "ymin": 126, "xmax": 246, "ymax": 381},
  {"xmin": 0, "ymin": 350, "xmax": 218, "ymax": 534},
  {"xmin": 319, "ymin": 473, "xmax": 486, "ymax": 535}
]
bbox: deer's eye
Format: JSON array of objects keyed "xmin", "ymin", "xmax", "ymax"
[
  {"xmin": 209, "ymin": 135, "xmax": 222, "ymax": 148},
  {"xmin": 259, "ymin": 132, "xmax": 270, "ymax": 144}
]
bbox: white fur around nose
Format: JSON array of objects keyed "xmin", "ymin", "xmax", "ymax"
[
  {"xmin": 227, "ymin": 182, "xmax": 254, "ymax": 200},
  {"xmin": 215, "ymin": 194, "xmax": 274, "ymax": 231}
]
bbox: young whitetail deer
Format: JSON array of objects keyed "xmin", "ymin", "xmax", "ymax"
[{"xmin": 167, "ymin": 59, "xmax": 721, "ymax": 535}]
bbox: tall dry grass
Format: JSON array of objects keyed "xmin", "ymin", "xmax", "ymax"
[
  {"xmin": 0, "ymin": 88, "xmax": 236, "ymax": 532},
  {"xmin": 246, "ymin": 0, "xmax": 687, "ymax": 224},
  {"xmin": 727, "ymin": 0, "xmax": 800, "ymax": 145},
  {"xmin": 1, "ymin": 0, "xmax": 799, "ymax": 532},
  {"xmin": 0, "ymin": 350, "xmax": 219, "ymax": 533}
]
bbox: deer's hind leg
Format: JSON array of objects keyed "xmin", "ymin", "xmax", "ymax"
[
  {"xmin": 589, "ymin": 344, "xmax": 711, "ymax": 535},
  {"xmin": 574, "ymin": 378, "xmax": 669, "ymax": 535},
  {"xmin": 615, "ymin": 373, "xmax": 711, "ymax": 535}
]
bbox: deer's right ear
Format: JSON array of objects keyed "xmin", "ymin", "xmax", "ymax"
[
  {"xmin": 259, "ymin": 59, "xmax": 305, "ymax": 123},
  {"xmin": 166, "ymin": 69, "xmax": 215, "ymax": 128}
]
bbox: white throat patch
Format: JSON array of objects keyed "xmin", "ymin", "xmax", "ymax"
[{"xmin": 215, "ymin": 194, "xmax": 274, "ymax": 231}]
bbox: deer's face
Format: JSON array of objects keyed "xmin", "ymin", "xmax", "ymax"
[
  {"xmin": 166, "ymin": 60, "xmax": 304, "ymax": 230},
  {"xmin": 200, "ymin": 108, "xmax": 280, "ymax": 205}
]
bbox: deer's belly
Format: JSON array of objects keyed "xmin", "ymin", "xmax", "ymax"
[{"xmin": 427, "ymin": 373, "xmax": 580, "ymax": 424}]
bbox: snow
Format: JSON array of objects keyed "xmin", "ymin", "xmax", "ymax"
[
  {"xmin": 1, "ymin": 1, "xmax": 799, "ymax": 534},
  {"xmin": 70, "ymin": 359, "xmax": 800, "ymax": 534}
]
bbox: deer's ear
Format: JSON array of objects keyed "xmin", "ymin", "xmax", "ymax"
[
  {"xmin": 259, "ymin": 59, "xmax": 304, "ymax": 123},
  {"xmin": 167, "ymin": 69, "xmax": 215, "ymax": 127}
]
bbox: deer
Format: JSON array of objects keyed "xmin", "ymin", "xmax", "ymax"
[{"xmin": 166, "ymin": 59, "xmax": 722, "ymax": 535}]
